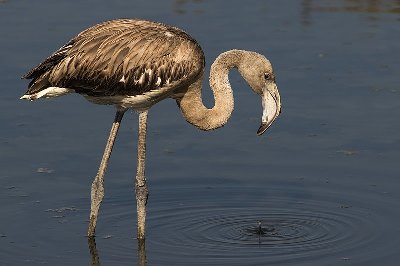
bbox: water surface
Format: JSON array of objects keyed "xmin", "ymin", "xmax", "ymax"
[{"xmin": 1, "ymin": 0, "xmax": 399, "ymax": 265}]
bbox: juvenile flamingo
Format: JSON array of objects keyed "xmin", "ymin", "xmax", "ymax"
[{"xmin": 21, "ymin": 19, "xmax": 281, "ymax": 239}]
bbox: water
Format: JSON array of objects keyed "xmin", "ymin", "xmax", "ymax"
[{"xmin": 1, "ymin": 0, "xmax": 399, "ymax": 265}]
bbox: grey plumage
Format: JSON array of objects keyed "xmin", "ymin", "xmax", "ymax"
[{"xmin": 23, "ymin": 19, "xmax": 204, "ymax": 98}]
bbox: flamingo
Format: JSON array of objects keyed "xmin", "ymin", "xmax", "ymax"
[{"xmin": 21, "ymin": 19, "xmax": 281, "ymax": 239}]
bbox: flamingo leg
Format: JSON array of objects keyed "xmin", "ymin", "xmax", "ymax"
[
  {"xmin": 88, "ymin": 109, "xmax": 125, "ymax": 237},
  {"xmin": 135, "ymin": 110, "xmax": 149, "ymax": 239},
  {"xmin": 137, "ymin": 239, "xmax": 147, "ymax": 265}
]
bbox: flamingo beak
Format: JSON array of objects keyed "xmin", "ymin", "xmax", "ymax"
[{"xmin": 257, "ymin": 86, "xmax": 280, "ymax": 136}]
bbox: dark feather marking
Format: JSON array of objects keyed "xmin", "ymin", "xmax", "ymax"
[
  {"xmin": 111, "ymin": 46, "xmax": 130, "ymax": 74},
  {"xmin": 23, "ymin": 19, "xmax": 205, "ymax": 98},
  {"xmin": 23, "ymin": 40, "xmax": 74, "ymax": 79}
]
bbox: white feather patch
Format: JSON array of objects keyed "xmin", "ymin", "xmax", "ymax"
[
  {"xmin": 20, "ymin": 87, "xmax": 74, "ymax": 101},
  {"xmin": 155, "ymin": 77, "xmax": 162, "ymax": 86}
]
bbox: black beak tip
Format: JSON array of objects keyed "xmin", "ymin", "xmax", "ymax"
[{"xmin": 256, "ymin": 122, "xmax": 270, "ymax": 136}]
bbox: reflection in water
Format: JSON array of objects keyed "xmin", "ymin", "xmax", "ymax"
[
  {"xmin": 87, "ymin": 237, "xmax": 147, "ymax": 266},
  {"xmin": 137, "ymin": 239, "xmax": 147, "ymax": 266},
  {"xmin": 302, "ymin": 0, "xmax": 400, "ymax": 25},
  {"xmin": 88, "ymin": 237, "xmax": 100, "ymax": 266}
]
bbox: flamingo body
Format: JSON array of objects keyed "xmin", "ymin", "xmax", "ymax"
[
  {"xmin": 22, "ymin": 19, "xmax": 204, "ymax": 111},
  {"xmin": 21, "ymin": 19, "xmax": 281, "ymax": 238}
]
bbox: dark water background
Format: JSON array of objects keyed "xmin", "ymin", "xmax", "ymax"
[{"xmin": 1, "ymin": 0, "xmax": 399, "ymax": 265}]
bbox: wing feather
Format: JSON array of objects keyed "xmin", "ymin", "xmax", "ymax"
[{"xmin": 23, "ymin": 19, "xmax": 204, "ymax": 98}]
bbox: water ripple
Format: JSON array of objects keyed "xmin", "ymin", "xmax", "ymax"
[
  {"xmin": 100, "ymin": 184, "xmax": 395, "ymax": 265},
  {"xmin": 149, "ymin": 201, "xmax": 374, "ymax": 257},
  {"xmin": 4, "ymin": 184, "xmax": 395, "ymax": 265}
]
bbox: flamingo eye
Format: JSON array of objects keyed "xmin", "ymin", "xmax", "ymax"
[{"xmin": 264, "ymin": 72, "xmax": 272, "ymax": 80}]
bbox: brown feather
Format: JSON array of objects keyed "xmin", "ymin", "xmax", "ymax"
[{"xmin": 23, "ymin": 19, "xmax": 205, "ymax": 97}]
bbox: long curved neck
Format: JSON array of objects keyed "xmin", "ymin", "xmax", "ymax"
[{"xmin": 177, "ymin": 50, "xmax": 244, "ymax": 131}]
